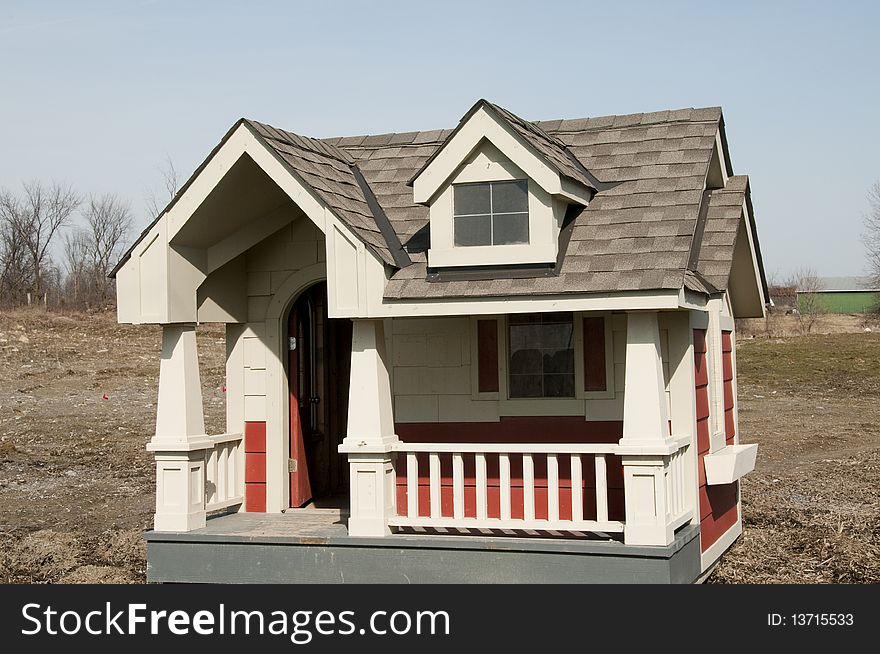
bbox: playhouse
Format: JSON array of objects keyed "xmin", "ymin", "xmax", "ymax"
[{"xmin": 113, "ymin": 100, "xmax": 766, "ymax": 583}]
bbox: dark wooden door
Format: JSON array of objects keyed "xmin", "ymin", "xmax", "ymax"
[{"xmin": 288, "ymin": 294, "xmax": 314, "ymax": 507}]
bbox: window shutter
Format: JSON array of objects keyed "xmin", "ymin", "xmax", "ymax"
[
  {"xmin": 583, "ymin": 316, "xmax": 607, "ymax": 392},
  {"xmin": 477, "ymin": 319, "xmax": 500, "ymax": 393}
]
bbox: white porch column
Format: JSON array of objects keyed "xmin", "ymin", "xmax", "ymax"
[
  {"xmin": 667, "ymin": 312, "xmax": 699, "ymax": 527},
  {"xmin": 338, "ymin": 319, "xmax": 398, "ymax": 537},
  {"xmin": 146, "ymin": 324, "xmax": 211, "ymax": 532},
  {"xmin": 618, "ymin": 312, "xmax": 677, "ymax": 546}
]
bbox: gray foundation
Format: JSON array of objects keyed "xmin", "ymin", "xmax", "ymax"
[{"xmin": 145, "ymin": 511, "xmax": 701, "ymax": 584}]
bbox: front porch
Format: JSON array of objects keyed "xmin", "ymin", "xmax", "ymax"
[
  {"xmin": 143, "ymin": 307, "xmax": 722, "ymax": 583},
  {"xmin": 146, "ymin": 510, "xmax": 702, "ymax": 584}
]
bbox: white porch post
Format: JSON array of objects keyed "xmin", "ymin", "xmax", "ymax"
[
  {"xmin": 618, "ymin": 312, "xmax": 677, "ymax": 546},
  {"xmin": 146, "ymin": 324, "xmax": 211, "ymax": 532},
  {"xmin": 338, "ymin": 319, "xmax": 398, "ymax": 537}
]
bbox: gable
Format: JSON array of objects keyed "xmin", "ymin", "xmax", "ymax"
[
  {"xmin": 410, "ymin": 100, "xmax": 595, "ymax": 206},
  {"xmin": 114, "ymin": 121, "xmax": 390, "ymax": 324},
  {"xmin": 423, "ymin": 140, "xmax": 569, "ymax": 269}
]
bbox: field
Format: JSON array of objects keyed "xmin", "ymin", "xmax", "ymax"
[{"xmin": 0, "ymin": 310, "xmax": 878, "ymax": 583}]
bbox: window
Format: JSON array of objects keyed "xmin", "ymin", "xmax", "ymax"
[
  {"xmin": 508, "ymin": 313, "xmax": 574, "ymax": 398},
  {"xmin": 453, "ymin": 180, "xmax": 529, "ymax": 247}
]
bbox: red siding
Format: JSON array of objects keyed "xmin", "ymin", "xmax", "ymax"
[
  {"xmin": 693, "ymin": 329, "xmax": 738, "ymax": 552},
  {"xmin": 699, "ymin": 483, "xmax": 739, "ymax": 546},
  {"xmin": 245, "ymin": 483, "xmax": 267, "ymax": 513},
  {"xmin": 477, "ymin": 320, "xmax": 500, "ymax": 393},
  {"xmin": 583, "ymin": 317, "xmax": 607, "ymax": 392},
  {"xmin": 244, "ymin": 421, "xmax": 266, "ymax": 453},
  {"xmin": 394, "ymin": 418, "xmax": 625, "ymax": 522},
  {"xmin": 244, "ymin": 421, "xmax": 267, "ymax": 512},
  {"xmin": 721, "ymin": 330, "xmax": 735, "ymax": 445}
]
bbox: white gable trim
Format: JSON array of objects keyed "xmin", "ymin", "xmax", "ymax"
[
  {"xmin": 165, "ymin": 124, "xmax": 327, "ymax": 244},
  {"xmin": 726, "ymin": 199, "xmax": 766, "ymax": 319},
  {"xmin": 412, "ymin": 106, "xmax": 591, "ymax": 206},
  {"xmin": 116, "ymin": 122, "xmax": 386, "ymax": 324}
]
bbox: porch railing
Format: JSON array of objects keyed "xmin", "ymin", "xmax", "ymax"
[
  {"xmin": 388, "ymin": 439, "xmax": 692, "ymax": 541},
  {"xmin": 389, "ymin": 443, "xmax": 625, "ymax": 534},
  {"xmin": 204, "ymin": 433, "xmax": 244, "ymax": 513}
]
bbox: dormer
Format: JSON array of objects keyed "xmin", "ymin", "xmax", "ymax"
[{"xmin": 410, "ymin": 100, "xmax": 600, "ymax": 269}]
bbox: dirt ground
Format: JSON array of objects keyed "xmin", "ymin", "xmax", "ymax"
[
  {"xmin": 0, "ymin": 310, "xmax": 877, "ymax": 584},
  {"xmin": 0, "ymin": 310, "xmax": 226, "ymax": 583}
]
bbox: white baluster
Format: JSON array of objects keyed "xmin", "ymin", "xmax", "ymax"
[
  {"xmin": 206, "ymin": 446, "xmax": 218, "ymax": 506},
  {"xmin": 595, "ymin": 454, "xmax": 608, "ymax": 523},
  {"xmin": 475, "ymin": 453, "xmax": 487, "ymax": 521},
  {"xmin": 500, "ymin": 453, "xmax": 511, "ymax": 521},
  {"xmin": 547, "ymin": 453, "xmax": 559, "ymax": 524},
  {"xmin": 571, "ymin": 454, "xmax": 583, "ymax": 522},
  {"xmin": 407, "ymin": 452, "xmax": 418, "ymax": 518},
  {"xmin": 218, "ymin": 444, "xmax": 228, "ymax": 503},
  {"xmin": 523, "ymin": 454, "xmax": 535, "ymax": 521},
  {"xmin": 429, "ymin": 452, "xmax": 441, "ymax": 519},
  {"xmin": 452, "ymin": 452, "xmax": 464, "ymax": 519}
]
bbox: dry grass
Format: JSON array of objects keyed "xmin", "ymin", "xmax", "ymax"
[
  {"xmin": 709, "ymin": 332, "xmax": 880, "ymax": 583},
  {"xmin": 0, "ymin": 309, "xmax": 225, "ymax": 583}
]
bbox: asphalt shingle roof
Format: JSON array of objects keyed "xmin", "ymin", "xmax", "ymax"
[
  {"xmin": 246, "ymin": 119, "xmax": 397, "ymax": 266},
  {"xmin": 321, "ymin": 104, "xmax": 733, "ymax": 299},
  {"xmin": 115, "ymin": 102, "xmax": 757, "ymax": 300}
]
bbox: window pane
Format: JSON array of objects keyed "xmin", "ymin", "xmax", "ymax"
[
  {"xmin": 507, "ymin": 312, "xmax": 575, "ymax": 399},
  {"xmin": 508, "ymin": 343, "xmax": 542, "ymax": 375},
  {"xmin": 543, "ymin": 349, "xmax": 574, "ymax": 374},
  {"xmin": 538, "ymin": 322, "xmax": 573, "ymax": 350},
  {"xmin": 454, "ymin": 214, "xmax": 491, "ymax": 246},
  {"xmin": 493, "ymin": 213, "xmax": 529, "ymax": 245},
  {"xmin": 543, "ymin": 374, "xmax": 574, "ymax": 398},
  {"xmin": 454, "ymin": 184, "xmax": 490, "ymax": 215},
  {"xmin": 509, "ymin": 374, "xmax": 543, "ymax": 398},
  {"xmin": 492, "ymin": 180, "xmax": 528, "ymax": 213}
]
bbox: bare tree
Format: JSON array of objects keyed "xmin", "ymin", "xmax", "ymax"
[
  {"xmin": 82, "ymin": 193, "xmax": 133, "ymax": 304},
  {"xmin": 864, "ymin": 181, "xmax": 880, "ymax": 289},
  {"xmin": 0, "ymin": 205, "xmax": 31, "ymax": 306},
  {"xmin": 787, "ymin": 266, "xmax": 824, "ymax": 334},
  {"xmin": 145, "ymin": 156, "xmax": 181, "ymax": 218},
  {"xmin": 0, "ymin": 181, "xmax": 81, "ymax": 303},
  {"xmin": 63, "ymin": 229, "xmax": 91, "ymax": 306}
]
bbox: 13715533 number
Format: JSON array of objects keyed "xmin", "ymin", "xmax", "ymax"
[{"xmin": 768, "ymin": 613, "xmax": 854, "ymax": 627}]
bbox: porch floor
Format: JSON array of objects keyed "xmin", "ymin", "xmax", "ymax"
[{"xmin": 145, "ymin": 510, "xmax": 701, "ymax": 584}]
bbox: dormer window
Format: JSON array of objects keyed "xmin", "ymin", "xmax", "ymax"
[
  {"xmin": 453, "ymin": 180, "xmax": 529, "ymax": 247},
  {"xmin": 411, "ymin": 101, "xmax": 597, "ymax": 270}
]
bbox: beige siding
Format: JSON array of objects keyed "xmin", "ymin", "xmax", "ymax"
[
  {"xmin": 390, "ymin": 312, "xmax": 632, "ymax": 424},
  {"xmin": 230, "ymin": 216, "xmax": 325, "ymax": 423},
  {"xmin": 390, "ymin": 317, "xmax": 478, "ymax": 422}
]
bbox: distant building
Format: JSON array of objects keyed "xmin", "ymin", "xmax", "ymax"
[
  {"xmin": 768, "ymin": 285, "xmax": 797, "ymax": 311},
  {"xmin": 798, "ymin": 276, "xmax": 880, "ymax": 314}
]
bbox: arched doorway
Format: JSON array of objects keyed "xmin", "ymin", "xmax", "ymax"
[{"xmin": 287, "ymin": 281, "xmax": 352, "ymax": 507}]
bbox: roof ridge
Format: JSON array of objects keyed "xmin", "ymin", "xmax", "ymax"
[
  {"xmin": 331, "ymin": 139, "xmax": 449, "ymax": 150},
  {"xmin": 547, "ymin": 118, "xmax": 722, "ymax": 135},
  {"xmin": 484, "ymin": 100, "xmax": 571, "ymax": 151},
  {"xmin": 313, "ymin": 105, "xmax": 723, "ymax": 144}
]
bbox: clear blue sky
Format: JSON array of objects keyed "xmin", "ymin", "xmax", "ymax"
[{"xmin": 1, "ymin": 0, "xmax": 878, "ymax": 279}]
